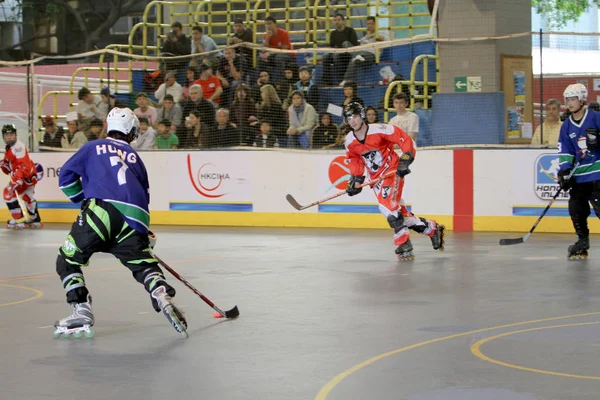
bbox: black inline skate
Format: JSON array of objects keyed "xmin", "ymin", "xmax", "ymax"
[
  {"xmin": 568, "ymin": 237, "xmax": 589, "ymax": 260},
  {"xmin": 395, "ymin": 239, "xmax": 414, "ymax": 261}
]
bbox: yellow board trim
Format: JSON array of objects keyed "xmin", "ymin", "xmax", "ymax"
[
  {"xmin": 473, "ymin": 215, "xmax": 600, "ymax": 233},
  {"xmin": 24, "ymin": 209, "xmax": 454, "ymax": 230}
]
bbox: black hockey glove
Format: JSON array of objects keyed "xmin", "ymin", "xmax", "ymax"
[
  {"xmin": 557, "ymin": 169, "xmax": 573, "ymax": 191},
  {"xmin": 346, "ymin": 175, "xmax": 365, "ymax": 196},
  {"xmin": 397, "ymin": 152, "xmax": 414, "ymax": 178},
  {"xmin": 586, "ymin": 128, "xmax": 599, "ymax": 152}
]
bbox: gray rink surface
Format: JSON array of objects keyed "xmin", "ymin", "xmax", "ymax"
[{"xmin": 2, "ymin": 224, "xmax": 600, "ymax": 400}]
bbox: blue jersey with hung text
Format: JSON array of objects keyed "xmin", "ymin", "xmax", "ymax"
[
  {"xmin": 558, "ymin": 109, "xmax": 600, "ymax": 183},
  {"xmin": 58, "ymin": 138, "xmax": 151, "ymax": 233}
]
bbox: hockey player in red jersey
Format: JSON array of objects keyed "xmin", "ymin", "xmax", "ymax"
[
  {"xmin": 1, "ymin": 124, "xmax": 42, "ymax": 229},
  {"xmin": 343, "ymin": 102, "xmax": 444, "ymax": 260}
]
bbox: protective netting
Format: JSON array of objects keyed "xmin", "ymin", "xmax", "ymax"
[{"xmin": 1, "ymin": 27, "xmax": 599, "ymax": 151}]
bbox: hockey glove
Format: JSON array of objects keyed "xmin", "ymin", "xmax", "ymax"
[
  {"xmin": 586, "ymin": 128, "xmax": 599, "ymax": 152},
  {"xmin": 346, "ymin": 175, "xmax": 365, "ymax": 196},
  {"xmin": 0, "ymin": 159, "xmax": 10, "ymax": 175},
  {"xmin": 148, "ymin": 231, "xmax": 157, "ymax": 249},
  {"xmin": 557, "ymin": 169, "xmax": 573, "ymax": 191},
  {"xmin": 397, "ymin": 152, "xmax": 414, "ymax": 178}
]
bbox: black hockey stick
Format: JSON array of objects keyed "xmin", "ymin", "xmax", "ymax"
[
  {"xmin": 499, "ymin": 163, "xmax": 577, "ymax": 246},
  {"xmin": 155, "ymin": 255, "xmax": 240, "ymax": 319},
  {"xmin": 286, "ymin": 170, "xmax": 396, "ymax": 211}
]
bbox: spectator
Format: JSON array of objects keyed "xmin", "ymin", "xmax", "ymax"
[
  {"xmin": 340, "ymin": 16, "xmax": 388, "ymax": 86},
  {"xmin": 294, "ymin": 66, "xmax": 319, "ymax": 111},
  {"xmin": 254, "ymin": 84, "xmax": 287, "ymax": 145},
  {"xmin": 286, "ymin": 90, "xmax": 317, "ymax": 149},
  {"xmin": 130, "ymin": 117, "xmax": 156, "ymax": 151},
  {"xmin": 217, "ymin": 47, "xmax": 248, "ymax": 108},
  {"xmin": 196, "ymin": 64, "xmax": 223, "ymax": 106},
  {"xmin": 154, "ymin": 119, "xmax": 179, "ymax": 149},
  {"xmin": 161, "ymin": 21, "xmax": 191, "ymax": 71},
  {"xmin": 251, "ymin": 70, "xmax": 271, "ymax": 103},
  {"xmin": 100, "ymin": 86, "xmax": 128, "ymax": 115},
  {"xmin": 181, "ymin": 66, "xmax": 200, "ymax": 100},
  {"xmin": 389, "ymin": 92, "xmax": 419, "ymax": 140},
  {"xmin": 253, "ymin": 120, "xmax": 277, "ymax": 148},
  {"xmin": 76, "ymin": 87, "xmax": 105, "ymax": 125},
  {"xmin": 190, "ymin": 25, "xmax": 220, "ymax": 68},
  {"xmin": 40, "ymin": 115, "xmax": 64, "ymax": 148},
  {"xmin": 133, "ymin": 93, "xmax": 158, "ymax": 125},
  {"xmin": 154, "ymin": 71, "xmax": 183, "ymax": 104},
  {"xmin": 229, "ymin": 84, "xmax": 257, "ymax": 146},
  {"xmin": 229, "ymin": 18, "xmax": 254, "ymax": 59},
  {"xmin": 61, "ymin": 112, "xmax": 87, "ymax": 149},
  {"xmin": 88, "ymin": 118, "xmax": 104, "ymax": 140},
  {"xmin": 156, "ymin": 94, "xmax": 182, "ymax": 133},
  {"xmin": 323, "ymin": 13, "xmax": 358, "ymax": 85},
  {"xmin": 341, "ymin": 81, "xmax": 364, "ymax": 108},
  {"xmin": 365, "ymin": 106, "xmax": 380, "ymax": 123},
  {"xmin": 258, "ymin": 16, "xmax": 293, "ymax": 84},
  {"xmin": 589, "ymin": 102, "xmax": 600, "ymax": 111},
  {"xmin": 182, "ymin": 109, "xmax": 210, "ymax": 148},
  {"xmin": 532, "ymin": 98, "xmax": 562, "ymax": 146},
  {"xmin": 211, "ymin": 108, "xmax": 240, "ymax": 148},
  {"xmin": 276, "ymin": 65, "xmax": 297, "ymax": 110},
  {"xmin": 180, "ymin": 84, "xmax": 216, "ymax": 128},
  {"xmin": 312, "ymin": 112, "xmax": 342, "ymax": 149}
]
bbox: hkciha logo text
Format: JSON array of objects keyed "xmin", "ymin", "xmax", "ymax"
[
  {"xmin": 534, "ymin": 154, "xmax": 569, "ymax": 200},
  {"xmin": 186, "ymin": 154, "xmax": 229, "ymax": 198}
]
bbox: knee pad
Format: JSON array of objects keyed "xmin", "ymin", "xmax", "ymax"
[{"xmin": 387, "ymin": 214, "xmax": 405, "ymax": 233}]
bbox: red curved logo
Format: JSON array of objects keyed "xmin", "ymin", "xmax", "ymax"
[
  {"xmin": 327, "ymin": 155, "xmax": 351, "ymax": 190},
  {"xmin": 187, "ymin": 154, "xmax": 226, "ymax": 198}
]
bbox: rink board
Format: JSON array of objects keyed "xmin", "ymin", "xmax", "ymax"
[{"xmin": 2, "ymin": 147, "xmax": 598, "ymax": 233}]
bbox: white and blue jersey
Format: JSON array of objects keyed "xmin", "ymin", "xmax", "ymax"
[
  {"xmin": 58, "ymin": 138, "xmax": 151, "ymax": 234},
  {"xmin": 558, "ymin": 109, "xmax": 600, "ymax": 184}
]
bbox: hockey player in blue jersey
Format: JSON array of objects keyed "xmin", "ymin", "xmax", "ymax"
[
  {"xmin": 557, "ymin": 83, "xmax": 600, "ymax": 260},
  {"xmin": 53, "ymin": 107, "xmax": 188, "ymax": 338}
]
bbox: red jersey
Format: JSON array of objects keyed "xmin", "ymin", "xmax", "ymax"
[
  {"xmin": 1, "ymin": 140, "xmax": 36, "ymax": 182},
  {"xmin": 344, "ymin": 123, "xmax": 415, "ymax": 180},
  {"xmin": 263, "ymin": 28, "xmax": 293, "ymax": 50}
]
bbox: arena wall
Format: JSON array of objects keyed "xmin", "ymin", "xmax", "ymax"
[{"xmin": 2, "ymin": 148, "xmax": 599, "ymax": 233}]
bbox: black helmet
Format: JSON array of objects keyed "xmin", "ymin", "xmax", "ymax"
[
  {"xmin": 343, "ymin": 102, "xmax": 366, "ymax": 122},
  {"xmin": 2, "ymin": 124, "xmax": 16, "ymax": 135}
]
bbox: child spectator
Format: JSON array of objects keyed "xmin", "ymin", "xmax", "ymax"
[
  {"xmin": 154, "ymin": 119, "xmax": 179, "ymax": 149},
  {"xmin": 130, "ymin": 117, "xmax": 156, "ymax": 151}
]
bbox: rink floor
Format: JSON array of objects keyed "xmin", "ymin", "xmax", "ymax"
[{"xmin": 3, "ymin": 224, "xmax": 600, "ymax": 400}]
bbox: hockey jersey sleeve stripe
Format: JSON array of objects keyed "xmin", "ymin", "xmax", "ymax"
[
  {"xmin": 106, "ymin": 200, "xmax": 150, "ymax": 229},
  {"xmin": 574, "ymin": 160, "xmax": 600, "ymax": 175},
  {"xmin": 60, "ymin": 180, "xmax": 84, "ymax": 202}
]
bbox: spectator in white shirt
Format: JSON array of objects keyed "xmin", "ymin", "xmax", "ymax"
[
  {"xmin": 190, "ymin": 25, "xmax": 220, "ymax": 68},
  {"xmin": 76, "ymin": 87, "xmax": 105, "ymax": 124},
  {"xmin": 133, "ymin": 92, "xmax": 158, "ymax": 125},
  {"xmin": 154, "ymin": 71, "xmax": 183, "ymax": 104},
  {"xmin": 388, "ymin": 92, "xmax": 419, "ymax": 140},
  {"xmin": 130, "ymin": 117, "xmax": 156, "ymax": 151}
]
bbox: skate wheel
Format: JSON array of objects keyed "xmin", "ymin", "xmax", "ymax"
[
  {"xmin": 52, "ymin": 331, "xmax": 61, "ymax": 339},
  {"xmin": 84, "ymin": 328, "xmax": 95, "ymax": 338},
  {"xmin": 397, "ymin": 255, "xmax": 415, "ymax": 261},
  {"xmin": 73, "ymin": 330, "xmax": 84, "ymax": 339}
]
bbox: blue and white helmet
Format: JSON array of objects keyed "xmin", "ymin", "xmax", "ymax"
[
  {"xmin": 106, "ymin": 107, "xmax": 140, "ymax": 138},
  {"xmin": 563, "ymin": 83, "xmax": 588, "ymax": 103}
]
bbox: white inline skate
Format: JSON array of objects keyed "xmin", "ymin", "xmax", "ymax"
[
  {"xmin": 151, "ymin": 286, "xmax": 188, "ymax": 338},
  {"xmin": 53, "ymin": 296, "xmax": 95, "ymax": 339}
]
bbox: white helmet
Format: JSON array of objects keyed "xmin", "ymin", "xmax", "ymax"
[
  {"xmin": 563, "ymin": 83, "xmax": 588, "ymax": 103},
  {"xmin": 106, "ymin": 107, "xmax": 140, "ymax": 138}
]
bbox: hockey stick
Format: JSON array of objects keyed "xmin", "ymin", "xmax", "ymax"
[
  {"xmin": 499, "ymin": 162, "xmax": 578, "ymax": 246},
  {"xmin": 286, "ymin": 170, "xmax": 397, "ymax": 211},
  {"xmin": 154, "ymin": 254, "xmax": 240, "ymax": 319}
]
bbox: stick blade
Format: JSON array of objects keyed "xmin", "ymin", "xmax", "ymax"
[
  {"xmin": 499, "ymin": 237, "xmax": 524, "ymax": 245},
  {"xmin": 285, "ymin": 194, "xmax": 304, "ymax": 210},
  {"xmin": 224, "ymin": 305, "xmax": 240, "ymax": 319}
]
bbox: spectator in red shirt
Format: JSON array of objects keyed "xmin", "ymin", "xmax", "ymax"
[
  {"xmin": 258, "ymin": 16, "xmax": 294, "ymax": 84},
  {"xmin": 195, "ymin": 64, "xmax": 223, "ymax": 107}
]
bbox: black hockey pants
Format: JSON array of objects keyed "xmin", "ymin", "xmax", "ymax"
[
  {"xmin": 568, "ymin": 180, "xmax": 600, "ymax": 239},
  {"xmin": 56, "ymin": 198, "xmax": 174, "ymax": 311}
]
